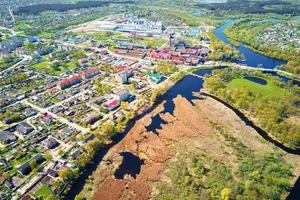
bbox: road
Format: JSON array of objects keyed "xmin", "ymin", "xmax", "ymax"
[
  {"xmin": 215, "ymin": 61, "xmax": 296, "ymax": 78},
  {"xmin": 0, "ymin": 25, "xmax": 17, "ymax": 36},
  {"xmin": 25, "ymin": 100, "xmax": 89, "ymax": 134},
  {"xmin": 0, "ymin": 55, "xmax": 31, "ymax": 76},
  {"xmin": 8, "ymin": 6, "xmax": 15, "ymax": 22}
]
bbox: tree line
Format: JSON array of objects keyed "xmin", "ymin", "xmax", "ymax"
[
  {"xmin": 204, "ymin": 68, "xmax": 300, "ymax": 149},
  {"xmin": 15, "ymin": 1, "xmax": 134, "ymax": 15}
]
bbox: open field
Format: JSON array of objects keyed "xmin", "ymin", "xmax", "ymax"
[
  {"xmin": 227, "ymin": 77, "xmax": 288, "ymax": 98},
  {"xmin": 76, "ymin": 92, "xmax": 300, "ymax": 200}
]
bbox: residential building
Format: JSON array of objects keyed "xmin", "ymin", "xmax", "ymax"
[{"xmin": 0, "ymin": 130, "xmax": 18, "ymax": 144}]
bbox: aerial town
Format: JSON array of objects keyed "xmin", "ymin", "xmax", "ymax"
[
  {"xmin": 1, "ymin": 1, "xmax": 300, "ymax": 200},
  {"xmin": 0, "ymin": 13, "xmax": 210, "ymax": 199}
]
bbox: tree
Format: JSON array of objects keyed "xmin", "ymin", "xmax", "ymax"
[
  {"xmin": 58, "ymin": 168, "xmax": 74, "ymax": 182},
  {"xmin": 221, "ymin": 188, "xmax": 232, "ymax": 200},
  {"xmin": 101, "ymin": 120, "xmax": 115, "ymax": 136},
  {"xmin": 156, "ymin": 62, "xmax": 177, "ymax": 76},
  {"xmin": 120, "ymin": 101, "xmax": 129, "ymax": 110}
]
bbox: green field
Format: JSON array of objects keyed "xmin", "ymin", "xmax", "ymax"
[
  {"xmin": 227, "ymin": 77, "xmax": 288, "ymax": 98},
  {"xmin": 132, "ymin": 37, "xmax": 167, "ymax": 48},
  {"xmin": 31, "ymin": 59, "xmax": 78, "ymax": 76},
  {"xmin": 35, "ymin": 185, "xmax": 54, "ymax": 198},
  {"xmin": 92, "ymin": 31, "xmax": 167, "ymax": 48}
]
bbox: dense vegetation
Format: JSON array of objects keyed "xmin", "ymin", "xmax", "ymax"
[
  {"xmin": 204, "ymin": 68, "xmax": 300, "ymax": 148},
  {"xmin": 155, "ymin": 62, "xmax": 178, "ymax": 76},
  {"xmin": 198, "ymin": 0, "xmax": 300, "ymax": 15},
  {"xmin": 15, "ymin": 1, "xmax": 134, "ymax": 15},
  {"xmin": 208, "ymin": 31, "xmax": 240, "ymax": 62},
  {"xmin": 155, "ymin": 124, "xmax": 293, "ymax": 200}
]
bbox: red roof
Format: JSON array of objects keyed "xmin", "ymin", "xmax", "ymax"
[
  {"xmin": 83, "ymin": 68, "xmax": 99, "ymax": 75},
  {"xmin": 106, "ymin": 99, "xmax": 120, "ymax": 109},
  {"xmin": 48, "ymin": 87, "xmax": 59, "ymax": 93},
  {"xmin": 59, "ymin": 75, "xmax": 81, "ymax": 86},
  {"xmin": 161, "ymin": 47, "xmax": 170, "ymax": 53},
  {"xmin": 160, "ymin": 53, "xmax": 171, "ymax": 59},
  {"xmin": 116, "ymin": 65, "xmax": 127, "ymax": 72}
]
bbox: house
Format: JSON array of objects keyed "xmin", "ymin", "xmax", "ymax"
[
  {"xmin": 42, "ymin": 114, "xmax": 55, "ymax": 126},
  {"xmin": 99, "ymin": 49, "xmax": 108, "ymax": 55},
  {"xmin": 44, "ymin": 137, "xmax": 59, "ymax": 149},
  {"xmin": 0, "ymin": 50, "xmax": 9, "ymax": 57},
  {"xmin": 82, "ymin": 68, "xmax": 100, "ymax": 79},
  {"xmin": 63, "ymin": 128, "xmax": 76, "ymax": 137},
  {"xmin": 84, "ymin": 113, "xmax": 102, "ymax": 125},
  {"xmin": 113, "ymin": 88, "xmax": 130, "ymax": 101},
  {"xmin": 20, "ymin": 194, "xmax": 34, "ymax": 200},
  {"xmin": 47, "ymin": 169, "xmax": 58, "ymax": 177},
  {"xmin": 4, "ymin": 179, "xmax": 14, "ymax": 189},
  {"xmin": 105, "ymin": 99, "xmax": 120, "ymax": 111},
  {"xmin": 41, "ymin": 175, "xmax": 52, "ymax": 186},
  {"xmin": 58, "ymin": 75, "xmax": 81, "ymax": 90},
  {"xmin": 115, "ymin": 70, "xmax": 131, "ymax": 84},
  {"xmin": 25, "ymin": 108, "xmax": 38, "ymax": 118},
  {"xmin": 27, "ymin": 36, "xmax": 41, "ymax": 43},
  {"xmin": 16, "ymin": 47, "xmax": 26, "ymax": 56},
  {"xmin": 17, "ymin": 163, "xmax": 31, "ymax": 175},
  {"xmin": 0, "ymin": 131, "xmax": 18, "ymax": 144},
  {"xmin": 36, "ymin": 47, "xmax": 54, "ymax": 56},
  {"xmin": 16, "ymin": 122, "xmax": 34, "ymax": 135},
  {"xmin": 70, "ymin": 149, "xmax": 82, "ymax": 160},
  {"xmin": 32, "ymin": 154, "xmax": 45, "ymax": 164}
]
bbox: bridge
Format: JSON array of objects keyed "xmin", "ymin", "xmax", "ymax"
[
  {"xmin": 211, "ymin": 62, "xmax": 297, "ymax": 79},
  {"xmin": 189, "ymin": 73, "xmax": 206, "ymax": 79}
]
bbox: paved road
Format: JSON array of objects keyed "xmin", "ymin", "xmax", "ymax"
[
  {"xmin": 25, "ymin": 100, "xmax": 89, "ymax": 134},
  {"xmin": 0, "ymin": 55, "xmax": 31, "ymax": 75}
]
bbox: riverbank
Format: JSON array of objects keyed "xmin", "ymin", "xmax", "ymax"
[
  {"xmin": 63, "ymin": 67, "xmax": 200, "ymax": 199},
  {"xmin": 78, "ymin": 89, "xmax": 300, "ymax": 200},
  {"xmin": 222, "ymin": 19, "xmax": 300, "ymax": 76},
  {"xmin": 213, "ymin": 19, "xmax": 287, "ymax": 70}
]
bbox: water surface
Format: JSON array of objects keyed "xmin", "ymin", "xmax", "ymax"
[{"xmin": 214, "ymin": 19, "xmax": 286, "ymax": 69}]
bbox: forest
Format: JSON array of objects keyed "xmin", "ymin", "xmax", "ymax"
[
  {"xmin": 204, "ymin": 68, "xmax": 300, "ymax": 149},
  {"xmin": 15, "ymin": 1, "xmax": 134, "ymax": 15},
  {"xmin": 197, "ymin": 0, "xmax": 300, "ymax": 15}
]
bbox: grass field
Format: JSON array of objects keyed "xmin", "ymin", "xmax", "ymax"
[
  {"xmin": 35, "ymin": 185, "xmax": 54, "ymax": 198},
  {"xmin": 31, "ymin": 59, "xmax": 78, "ymax": 76},
  {"xmin": 227, "ymin": 77, "xmax": 288, "ymax": 98},
  {"xmin": 132, "ymin": 37, "xmax": 167, "ymax": 48},
  {"xmin": 92, "ymin": 31, "xmax": 167, "ymax": 48}
]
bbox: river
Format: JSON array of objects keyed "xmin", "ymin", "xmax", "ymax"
[
  {"xmin": 214, "ymin": 19, "xmax": 300, "ymax": 86},
  {"xmin": 66, "ymin": 20, "xmax": 299, "ymax": 199},
  {"xmin": 214, "ymin": 19, "xmax": 286, "ymax": 69}
]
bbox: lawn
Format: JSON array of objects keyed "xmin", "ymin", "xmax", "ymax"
[
  {"xmin": 227, "ymin": 77, "xmax": 288, "ymax": 98},
  {"xmin": 132, "ymin": 37, "xmax": 167, "ymax": 48},
  {"xmin": 93, "ymin": 31, "xmax": 127, "ymax": 46},
  {"xmin": 35, "ymin": 185, "xmax": 54, "ymax": 198},
  {"xmin": 31, "ymin": 61, "xmax": 48, "ymax": 70},
  {"xmin": 92, "ymin": 31, "xmax": 167, "ymax": 48},
  {"xmin": 31, "ymin": 59, "xmax": 78, "ymax": 76}
]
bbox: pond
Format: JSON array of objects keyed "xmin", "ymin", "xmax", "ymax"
[
  {"xmin": 244, "ymin": 76, "xmax": 267, "ymax": 85},
  {"xmin": 214, "ymin": 19, "xmax": 286, "ymax": 69},
  {"xmin": 114, "ymin": 152, "xmax": 144, "ymax": 179}
]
